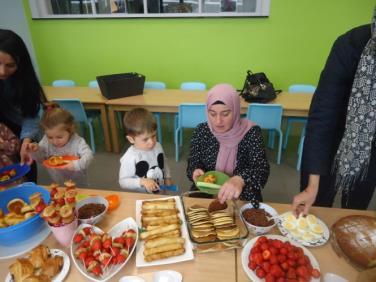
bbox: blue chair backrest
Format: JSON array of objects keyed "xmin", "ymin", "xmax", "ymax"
[
  {"xmin": 144, "ymin": 81, "xmax": 166, "ymax": 89},
  {"xmin": 288, "ymin": 84, "xmax": 316, "ymax": 94},
  {"xmin": 177, "ymin": 104, "xmax": 207, "ymax": 128},
  {"xmin": 53, "ymin": 99, "xmax": 88, "ymax": 123},
  {"xmin": 88, "ymin": 80, "xmax": 99, "ymax": 88},
  {"xmin": 180, "ymin": 82, "xmax": 207, "ymax": 91},
  {"xmin": 52, "ymin": 80, "xmax": 76, "ymax": 87},
  {"xmin": 247, "ymin": 104, "xmax": 283, "ymax": 130}
]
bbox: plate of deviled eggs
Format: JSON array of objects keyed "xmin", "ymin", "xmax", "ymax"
[{"xmin": 277, "ymin": 212, "xmax": 330, "ymax": 247}]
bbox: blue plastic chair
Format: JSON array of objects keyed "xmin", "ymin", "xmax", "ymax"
[
  {"xmin": 52, "ymin": 80, "xmax": 76, "ymax": 87},
  {"xmin": 52, "ymin": 99, "xmax": 96, "ymax": 153},
  {"xmin": 283, "ymin": 84, "xmax": 316, "ymax": 150},
  {"xmin": 144, "ymin": 81, "xmax": 166, "ymax": 144},
  {"xmin": 180, "ymin": 82, "xmax": 207, "ymax": 91},
  {"xmin": 175, "ymin": 103, "xmax": 207, "ymax": 161},
  {"xmin": 174, "ymin": 82, "xmax": 207, "ymax": 138},
  {"xmin": 88, "ymin": 80, "xmax": 99, "ymax": 88},
  {"xmin": 247, "ymin": 104, "xmax": 283, "ymax": 164}
]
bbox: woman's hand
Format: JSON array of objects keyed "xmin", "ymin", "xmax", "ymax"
[
  {"xmin": 217, "ymin": 175, "xmax": 244, "ymax": 204},
  {"xmin": 192, "ymin": 169, "xmax": 205, "ymax": 181},
  {"xmin": 20, "ymin": 138, "xmax": 34, "ymax": 165},
  {"xmin": 141, "ymin": 178, "xmax": 159, "ymax": 193},
  {"xmin": 292, "ymin": 174, "xmax": 320, "ymax": 216}
]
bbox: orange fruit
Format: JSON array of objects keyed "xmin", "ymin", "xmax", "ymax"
[{"xmin": 105, "ymin": 194, "xmax": 120, "ymax": 212}]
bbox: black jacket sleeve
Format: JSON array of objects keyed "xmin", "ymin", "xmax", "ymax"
[{"xmin": 302, "ymin": 25, "xmax": 371, "ymax": 175}]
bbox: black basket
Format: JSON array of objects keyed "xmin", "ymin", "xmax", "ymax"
[{"xmin": 96, "ymin": 72, "xmax": 145, "ymax": 99}]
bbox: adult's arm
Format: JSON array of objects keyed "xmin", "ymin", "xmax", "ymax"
[{"xmin": 0, "ymin": 124, "xmax": 20, "ymax": 156}]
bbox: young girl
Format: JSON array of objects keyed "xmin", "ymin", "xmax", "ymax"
[{"xmin": 27, "ymin": 103, "xmax": 93, "ymax": 187}]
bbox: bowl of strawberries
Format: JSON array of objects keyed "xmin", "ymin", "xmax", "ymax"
[
  {"xmin": 242, "ymin": 235, "xmax": 321, "ymax": 282},
  {"xmin": 71, "ymin": 218, "xmax": 138, "ymax": 282}
]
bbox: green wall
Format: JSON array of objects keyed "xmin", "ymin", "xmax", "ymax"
[{"xmin": 24, "ymin": 0, "xmax": 374, "ymax": 90}]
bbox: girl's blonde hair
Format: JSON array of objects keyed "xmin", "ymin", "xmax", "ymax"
[{"xmin": 40, "ymin": 103, "xmax": 75, "ymax": 133}]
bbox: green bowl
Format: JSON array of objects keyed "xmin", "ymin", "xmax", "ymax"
[{"xmin": 195, "ymin": 171, "xmax": 230, "ymax": 195}]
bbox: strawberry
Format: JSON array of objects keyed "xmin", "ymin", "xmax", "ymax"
[
  {"xmin": 125, "ymin": 237, "xmax": 135, "ymax": 250},
  {"xmin": 65, "ymin": 197, "xmax": 75, "ymax": 204},
  {"xmin": 82, "ymin": 227, "xmax": 92, "ymax": 236},
  {"xmin": 116, "ymin": 254, "xmax": 126, "ymax": 264},
  {"xmin": 78, "ymin": 251, "xmax": 87, "ymax": 261},
  {"xmin": 91, "ymin": 239, "xmax": 102, "ymax": 251},
  {"xmin": 110, "ymin": 246, "xmax": 120, "ymax": 257},
  {"xmin": 265, "ymin": 273, "xmax": 276, "ymax": 282},
  {"xmin": 286, "ymin": 268, "xmax": 297, "ymax": 279},
  {"xmin": 102, "ymin": 238, "xmax": 112, "ymax": 249},
  {"xmin": 296, "ymin": 266, "xmax": 309, "ymax": 279},
  {"xmin": 56, "ymin": 198, "xmax": 65, "ymax": 206},
  {"xmin": 35, "ymin": 201, "xmax": 46, "ymax": 213},
  {"xmin": 270, "ymin": 264, "xmax": 284, "ymax": 278},
  {"xmin": 73, "ymin": 233, "xmax": 84, "ymax": 244},
  {"xmin": 84, "ymin": 256, "xmax": 95, "ymax": 269},
  {"xmin": 92, "ymin": 265, "xmax": 102, "ymax": 276},
  {"xmin": 50, "ymin": 187, "xmax": 58, "ymax": 198}
]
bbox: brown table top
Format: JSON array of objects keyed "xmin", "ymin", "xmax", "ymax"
[
  {"xmin": 44, "ymin": 86, "xmax": 108, "ymax": 104},
  {"xmin": 1, "ymin": 188, "xmax": 373, "ymax": 282},
  {"xmin": 105, "ymin": 89, "xmax": 312, "ymax": 117}
]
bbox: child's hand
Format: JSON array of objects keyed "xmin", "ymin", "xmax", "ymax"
[
  {"xmin": 141, "ymin": 178, "xmax": 159, "ymax": 193},
  {"xmin": 20, "ymin": 139, "xmax": 36, "ymax": 165},
  {"xmin": 193, "ymin": 169, "xmax": 205, "ymax": 181}
]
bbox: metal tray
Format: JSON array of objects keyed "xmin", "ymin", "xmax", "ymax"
[{"xmin": 180, "ymin": 191, "xmax": 249, "ymax": 253}]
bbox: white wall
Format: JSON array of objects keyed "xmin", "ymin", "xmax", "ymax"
[{"xmin": 0, "ymin": 0, "xmax": 40, "ymax": 76}]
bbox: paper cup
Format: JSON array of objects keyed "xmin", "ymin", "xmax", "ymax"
[{"xmin": 49, "ymin": 218, "xmax": 78, "ymax": 247}]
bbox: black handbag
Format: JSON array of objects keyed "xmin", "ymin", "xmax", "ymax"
[{"xmin": 240, "ymin": 70, "xmax": 279, "ymax": 103}]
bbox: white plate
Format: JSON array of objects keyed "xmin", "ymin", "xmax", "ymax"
[
  {"xmin": 153, "ymin": 270, "xmax": 182, "ymax": 282},
  {"xmin": 71, "ymin": 217, "xmax": 138, "ymax": 282},
  {"xmin": 277, "ymin": 212, "xmax": 330, "ymax": 247},
  {"xmin": 135, "ymin": 196, "xmax": 194, "ymax": 267},
  {"xmin": 5, "ymin": 248, "xmax": 70, "ymax": 282},
  {"xmin": 0, "ymin": 222, "xmax": 50, "ymax": 260},
  {"xmin": 241, "ymin": 235, "xmax": 320, "ymax": 282}
]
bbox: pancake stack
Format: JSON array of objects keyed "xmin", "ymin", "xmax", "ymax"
[{"xmin": 186, "ymin": 202, "xmax": 240, "ymax": 243}]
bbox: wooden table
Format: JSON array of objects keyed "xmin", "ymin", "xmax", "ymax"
[
  {"xmin": 236, "ymin": 204, "xmax": 376, "ymax": 282},
  {"xmin": 106, "ymin": 89, "xmax": 313, "ymax": 153},
  {"xmin": 44, "ymin": 86, "xmax": 111, "ymax": 152},
  {"xmin": 0, "ymin": 189, "xmax": 236, "ymax": 282},
  {"xmin": 1, "ymin": 189, "xmax": 374, "ymax": 281}
]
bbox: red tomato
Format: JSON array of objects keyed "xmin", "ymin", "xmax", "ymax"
[
  {"xmin": 256, "ymin": 268, "xmax": 266, "ymax": 279},
  {"xmin": 272, "ymin": 239, "xmax": 284, "ymax": 249},
  {"xmin": 286, "ymin": 267, "xmax": 297, "ymax": 279},
  {"xmin": 311, "ymin": 268, "xmax": 321, "ymax": 278},
  {"xmin": 261, "ymin": 243, "xmax": 269, "ymax": 251},
  {"xmin": 277, "ymin": 254, "xmax": 287, "ymax": 264},
  {"xmin": 262, "ymin": 250, "xmax": 271, "ymax": 260},
  {"xmin": 280, "ymin": 247, "xmax": 288, "ymax": 255},
  {"xmin": 296, "ymin": 266, "xmax": 309, "ymax": 279},
  {"xmin": 265, "ymin": 273, "xmax": 276, "ymax": 282},
  {"xmin": 248, "ymin": 261, "xmax": 257, "ymax": 270},
  {"xmin": 257, "ymin": 236, "xmax": 268, "ymax": 244},
  {"xmin": 261, "ymin": 261, "xmax": 271, "ymax": 272}
]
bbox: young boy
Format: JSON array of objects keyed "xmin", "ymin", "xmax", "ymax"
[{"xmin": 119, "ymin": 108, "xmax": 172, "ymax": 193}]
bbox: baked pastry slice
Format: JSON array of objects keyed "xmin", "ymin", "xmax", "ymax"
[
  {"xmin": 29, "ymin": 245, "xmax": 50, "ymax": 269},
  {"xmin": 9, "ymin": 258, "xmax": 34, "ymax": 282}
]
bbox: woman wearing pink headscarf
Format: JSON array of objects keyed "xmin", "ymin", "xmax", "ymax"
[{"xmin": 187, "ymin": 83, "xmax": 270, "ymax": 206}]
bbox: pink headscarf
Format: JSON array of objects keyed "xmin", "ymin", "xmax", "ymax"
[{"xmin": 207, "ymin": 83, "xmax": 255, "ymax": 176}]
